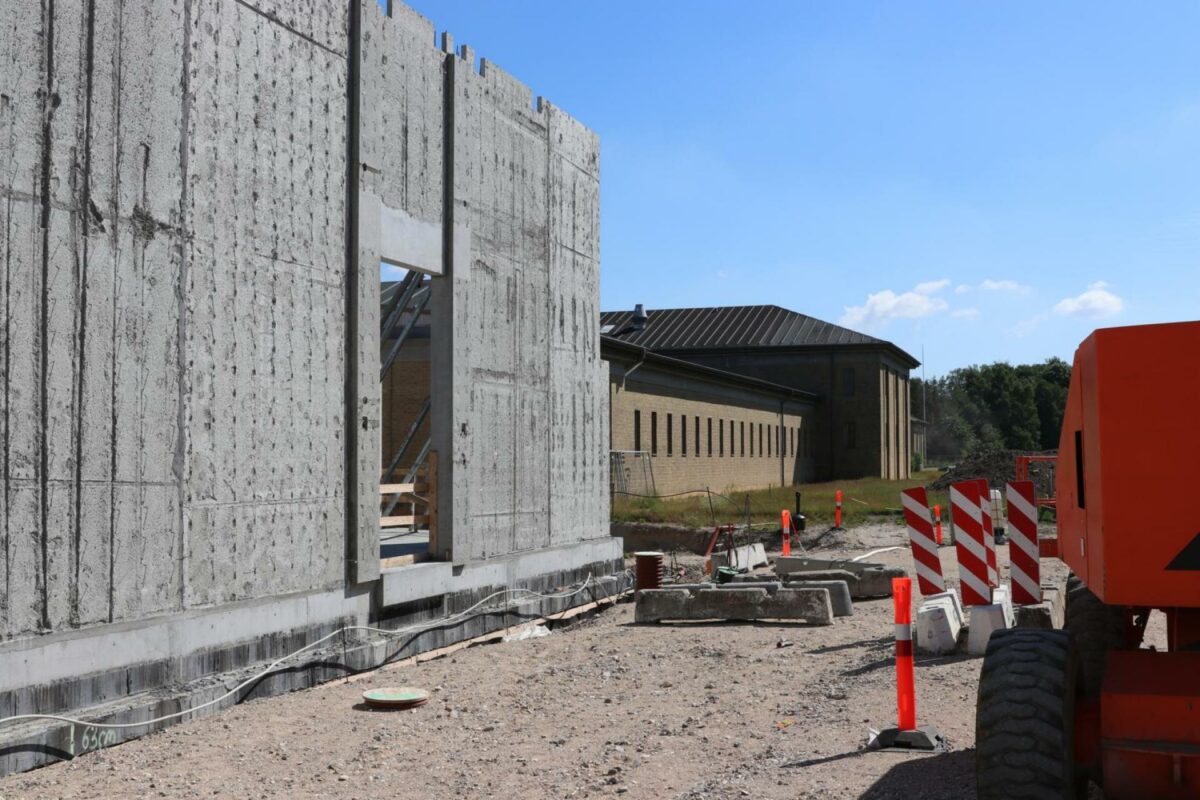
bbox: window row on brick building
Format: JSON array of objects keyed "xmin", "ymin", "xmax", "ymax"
[{"xmin": 632, "ymin": 409, "xmax": 810, "ymax": 459}]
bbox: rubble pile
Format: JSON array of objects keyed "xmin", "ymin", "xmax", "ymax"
[{"xmin": 928, "ymin": 449, "xmax": 1056, "ymax": 496}]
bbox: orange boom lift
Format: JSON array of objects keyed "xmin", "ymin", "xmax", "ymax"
[{"xmin": 975, "ymin": 320, "xmax": 1200, "ymax": 799}]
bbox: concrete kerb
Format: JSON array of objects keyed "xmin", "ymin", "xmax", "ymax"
[
  {"xmin": 772, "ymin": 556, "xmax": 906, "ymax": 599},
  {"xmin": 727, "ymin": 574, "xmax": 852, "ymax": 614},
  {"xmin": 634, "ymin": 585, "xmax": 833, "ymax": 625},
  {"xmin": 776, "ymin": 580, "xmax": 852, "ymax": 617}
]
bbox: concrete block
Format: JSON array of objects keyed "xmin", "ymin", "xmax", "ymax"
[
  {"xmin": 916, "ymin": 591, "xmax": 964, "ymax": 655},
  {"xmin": 926, "ymin": 589, "xmax": 965, "ymax": 622},
  {"xmin": 709, "ymin": 543, "xmax": 768, "ymax": 572},
  {"xmin": 635, "ymin": 585, "xmax": 832, "ymax": 625},
  {"xmin": 1015, "ymin": 584, "xmax": 1065, "ymax": 630},
  {"xmin": 992, "ymin": 584, "xmax": 1016, "ymax": 628},
  {"xmin": 774, "ymin": 557, "xmax": 905, "ymax": 599},
  {"xmin": 967, "ymin": 603, "xmax": 1013, "ymax": 656},
  {"xmin": 783, "ymin": 580, "xmax": 853, "ymax": 617}
]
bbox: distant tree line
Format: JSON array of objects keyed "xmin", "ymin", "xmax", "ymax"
[{"xmin": 912, "ymin": 358, "xmax": 1071, "ymax": 461}]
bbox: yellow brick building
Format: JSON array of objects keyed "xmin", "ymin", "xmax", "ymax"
[{"xmin": 601, "ymin": 304, "xmax": 919, "ymax": 491}]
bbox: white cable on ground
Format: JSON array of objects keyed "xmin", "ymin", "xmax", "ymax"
[
  {"xmin": 849, "ymin": 546, "xmax": 905, "ymax": 562},
  {"xmin": 0, "ymin": 571, "xmax": 628, "ymax": 733}
]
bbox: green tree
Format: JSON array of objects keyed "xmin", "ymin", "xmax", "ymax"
[{"xmin": 916, "ymin": 357, "xmax": 1071, "ymax": 460}]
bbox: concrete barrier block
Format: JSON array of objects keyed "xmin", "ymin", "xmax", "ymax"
[
  {"xmin": 784, "ymin": 580, "xmax": 853, "ymax": 617},
  {"xmin": 916, "ymin": 591, "xmax": 964, "ymax": 655},
  {"xmin": 773, "ymin": 557, "xmax": 906, "ymax": 599},
  {"xmin": 633, "ymin": 588, "xmax": 691, "ymax": 623},
  {"xmin": 634, "ymin": 585, "xmax": 832, "ymax": 625},
  {"xmin": 1015, "ymin": 584, "xmax": 1065, "ymax": 629},
  {"xmin": 925, "ymin": 589, "xmax": 964, "ymax": 622},
  {"xmin": 992, "ymin": 584, "xmax": 1016, "ymax": 628},
  {"xmin": 967, "ymin": 603, "xmax": 1012, "ymax": 656}
]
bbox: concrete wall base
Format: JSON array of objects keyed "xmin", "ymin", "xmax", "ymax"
[{"xmin": 0, "ymin": 555, "xmax": 628, "ymax": 776}]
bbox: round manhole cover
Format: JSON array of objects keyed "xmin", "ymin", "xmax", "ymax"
[{"xmin": 361, "ymin": 687, "xmax": 430, "ymax": 709}]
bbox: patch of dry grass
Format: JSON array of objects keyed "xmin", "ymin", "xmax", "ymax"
[{"xmin": 611, "ymin": 469, "xmax": 949, "ymax": 530}]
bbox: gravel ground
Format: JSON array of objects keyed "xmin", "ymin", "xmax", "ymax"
[{"xmin": 0, "ymin": 522, "xmax": 1082, "ymax": 800}]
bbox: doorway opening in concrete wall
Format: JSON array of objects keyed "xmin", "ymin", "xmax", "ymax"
[{"xmin": 379, "ymin": 265, "xmax": 438, "ymax": 569}]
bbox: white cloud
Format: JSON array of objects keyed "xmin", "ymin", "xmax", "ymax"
[
  {"xmin": 840, "ymin": 282, "xmax": 949, "ymax": 331},
  {"xmin": 914, "ymin": 279, "xmax": 951, "ymax": 295},
  {"xmin": 951, "ymin": 307, "xmax": 979, "ymax": 319},
  {"xmin": 1008, "ymin": 312, "xmax": 1048, "ymax": 338},
  {"xmin": 980, "ymin": 279, "xmax": 1031, "ymax": 293},
  {"xmin": 1052, "ymin": 281, "xmax": 1124, "ymax": 319},
  {"xmin": 954, "ymin": 284, "xmax": 970, "ymax": 295}
]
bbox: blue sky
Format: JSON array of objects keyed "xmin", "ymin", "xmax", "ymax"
[{"xmin": 399, "ymin": 1, "xmax": 1200, "ymax": 376}]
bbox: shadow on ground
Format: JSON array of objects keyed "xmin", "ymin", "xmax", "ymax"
[{"xmin": 857, "ymin": 748, "xmax": 975, "ymax": 799}]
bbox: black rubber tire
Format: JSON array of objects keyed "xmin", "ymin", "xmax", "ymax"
[
  {"xmin": 976, "ymin": 628, "xmax": 1086, "ymax": 800},
  {"xmin": 1065, "ymin": 573, "xmax": 1125, "ymax": 698}
]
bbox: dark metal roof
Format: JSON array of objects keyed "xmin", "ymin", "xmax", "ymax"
[
  {"xmin": 600, "ymin": 304, "xmax": 880, "ymax": 348},
  {"xmin": 600, "ymin": 336, "xmax": 819, "ymax": 403},
  {"xmin": 599, "ymin": 304, "xmax": 919, "ymax": 367}
]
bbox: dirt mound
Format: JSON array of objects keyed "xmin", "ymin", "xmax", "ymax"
[{"xmin": 928, "ymin": 449, "xmax": 1057, "ymax": 493}]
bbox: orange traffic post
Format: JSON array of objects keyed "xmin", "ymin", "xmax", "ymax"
[
  {"xmin": 835, "ymin": 489, "xmax": 843, "ymax": 529},
  {"xmin": 893, "ymin": 577, "xmax": 916, "ymax": 730},
  {"xmin": 781, "ymin": 509, "xmax": 792, "ymax": 556},
  {"xmin": 869, "ymin": 576, "xmax": 945, "ymax": 751},
  {"xmin": 933, "ymin": 504, "xmax": 943, "ymax": 545}
]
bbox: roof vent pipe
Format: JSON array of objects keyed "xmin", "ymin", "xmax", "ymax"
[{"xmin": 632, "ymin": 303, "xmax": 647, "ymax": 331}]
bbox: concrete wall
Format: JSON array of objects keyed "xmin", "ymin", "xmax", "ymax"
[
  {"xmin": 0, "ymin": 0, "xmax": 621, "ymax": 773},
  {"xmin": 0, "ymin": 0, "xmax": 348, "ymax": 640},
  {"xmin": 437, "ymin": 34, "xmax": 609, "ymax": 562},
  {"xmin": 358, "ymin": 0, "xmax": 610, "ymax": 567},
  {"xmin": 607, "ymin": 360, "xmax": 816, "ymax": 494}
]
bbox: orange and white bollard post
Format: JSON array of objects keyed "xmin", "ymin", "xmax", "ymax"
[
  {"xmin": 870, "ymin": 576, "xmax": 945, "ymax": 751},
  {"xmin": 933, "ymin": 504, "xmax": 943, "ymax": 545},
  {"xmin": 781, "ymin": 509, "xmax": 792, "ymax": 556},
  {"xmin": 835, "ymin": 489, "xmax": 843, "ymax": 529},
  {"xmin": 894, "ymin": 577, "xmax": 917, "ymax": 730}
]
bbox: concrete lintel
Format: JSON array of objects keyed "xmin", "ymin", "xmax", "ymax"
[{"xmin": 378, "ymin": 200, "xmax": 443, "ymax": 275}]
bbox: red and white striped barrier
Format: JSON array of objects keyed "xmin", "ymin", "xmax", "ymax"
[
  {"xmin": 900, "ymin": 487, "xmax": 945, "ymax": 596},
  {"xmin": 951, "ymin": 481, "xmax": 991, "ymax": 606},
  {"xmin": 1006, "ymin": 480, "xmax": 1041, "ymax": 604},
  {"xmin": 975, "ymin": 479, "xmax": 998, "ymax": 587}
]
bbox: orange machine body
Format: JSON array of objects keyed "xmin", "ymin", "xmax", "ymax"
[
  {"xmin": 1054, "ymin": 320, "xmax": 1200, "ymax": 798},
  {"xmin": 1055, "ymin": 320, "xmax": 1200, "ymax": 607}
]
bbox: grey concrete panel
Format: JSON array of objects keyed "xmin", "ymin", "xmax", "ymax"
[
  {"xmin": 0, "ymin": 1, "xmax": 47, "ymax": 638},
  {"xmin": 237, "ymin": 0, "xmax": 348, "ymax": 58}
]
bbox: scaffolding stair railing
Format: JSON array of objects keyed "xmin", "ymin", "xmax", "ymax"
[
  {"xmin": 381, "ymin": 272, "xmax": 431, "ymax": 382},
  {"xmin": 379, "ymin": 452, "xmax": 436, "ymax": 532}
]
